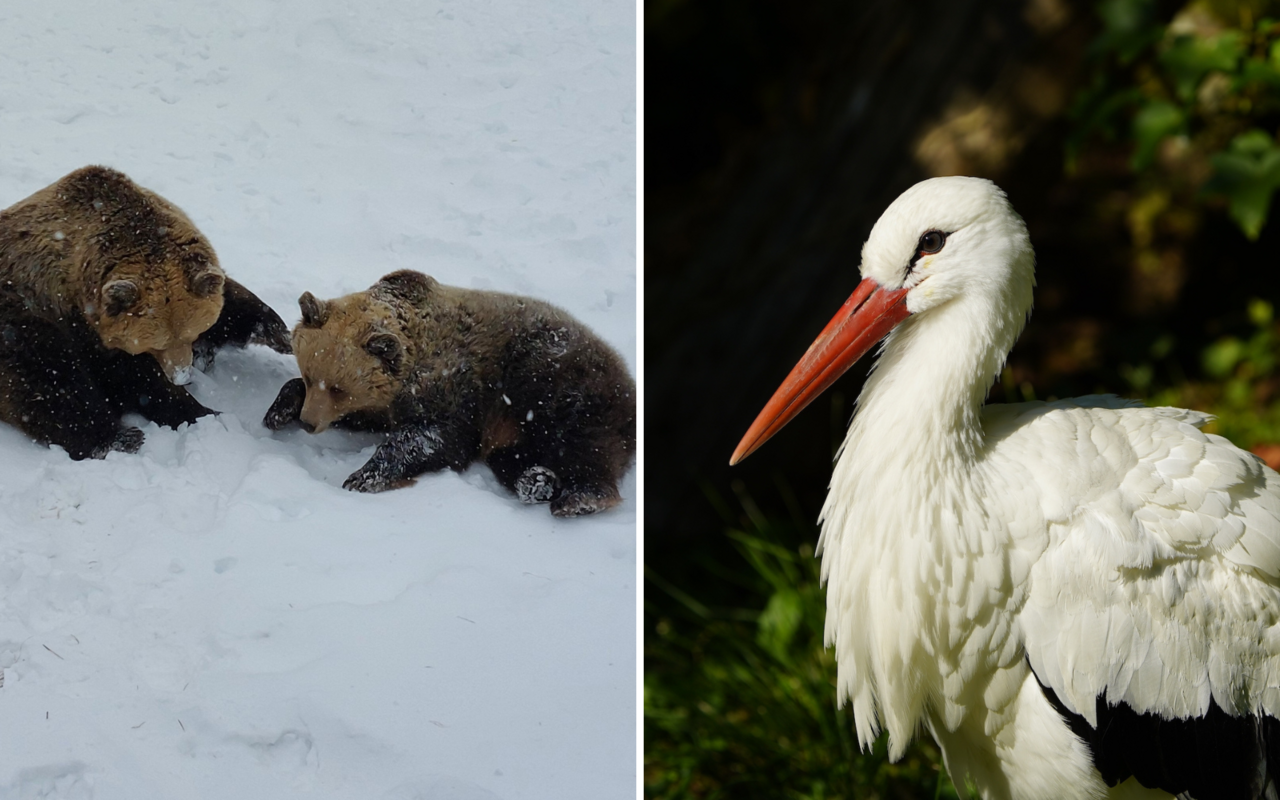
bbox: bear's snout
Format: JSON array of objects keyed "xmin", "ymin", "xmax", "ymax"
[
  {"xmin": 299, "ymin": 412, "xmax": 329, "ymax": 434},
  {"xmin": 153, "ymin": 344, "xmax": 195, "ymax": 386},
  {"xmin": 299, "ymin": 402, "xmax": 331, "ymax": 434},
  {"xmin": 299, "ymin": 385, "xmax": 345, "ymax": 434}
]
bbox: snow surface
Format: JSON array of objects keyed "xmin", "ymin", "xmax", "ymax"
[{"xmin": 0, "ymin": 1, "xmax": 636, "ymax": 798}]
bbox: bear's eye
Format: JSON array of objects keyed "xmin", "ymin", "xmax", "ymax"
[{"xmin": 329, "ymin": 386, "xmax": 345, "ymax": 399}]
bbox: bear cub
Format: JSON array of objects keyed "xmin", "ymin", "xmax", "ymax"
[
  {"xmin": 0, "ymin": 166, "xmax": 291, "ymax": 459},
  {"xmin": 263, "ymin": 270, "xmax": 636, "ymax": 517}
]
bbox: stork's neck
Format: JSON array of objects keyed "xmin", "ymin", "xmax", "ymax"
[
  {"xmin": 817, "ymin": 291, "xmax": 1029, "ymax": 753},
  {"xmin": 845, "ymin": 293, "xmax": 1023, "ymax": 471}
]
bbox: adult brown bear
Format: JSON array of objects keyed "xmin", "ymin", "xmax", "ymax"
[
  {"xmin": 263, "ymin": 270, "xmax": 636, "ymax": 517},
  {"xmin": 0, "ymin": 166, "xmax": 291, "ymax": 459}
]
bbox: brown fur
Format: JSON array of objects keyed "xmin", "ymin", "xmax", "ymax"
[
  {"xmin": 291, "ymin": 289, "xmax": 406, "ymax": 432},
  {"xmin": 479, "ymin": 412, "xmax": 522, "ymax": 458},
  {"xmin": 0, "ymin": 167, "xmax": 291, "ymax": 460},
  {"xmin": 272, "ymin": 270, "xmax": 636, "ymax": 516},
  {"xmin": 0, "ymin": 166, "xmax": 226, "ymax": 381},
  {"xmin": 291, "ymin": 275, "xmax": 564, "ymax": 434}
]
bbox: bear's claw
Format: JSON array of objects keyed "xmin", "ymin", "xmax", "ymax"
[
  {"xmin": 93, "ymin": 426, "xmax": 144, "ymax": 458},
  {"xmin": 192, "ymin": 339, "xmax": 216, "ymax": 372},
  {"xmin": 550, "ymin": 486, "xmax": 621, "ymax": 517},
  {"xmin": 342, "ymin": 465, "xmax": 396, "ymax": 493},
  {"xmin": 250, "ymin": 316, "xmax": 293, "ymax": 355},
  {"xmin": 515, "ymin": 466, "xmax": 559, "ymax": 504}
]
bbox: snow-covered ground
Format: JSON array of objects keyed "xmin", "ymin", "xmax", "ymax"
[{"xmin": 0, "ymin": 1, "xmax": 636, "ymax": 798}]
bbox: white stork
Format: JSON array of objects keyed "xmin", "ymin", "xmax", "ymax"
[{"xmin": 731, "ymin": 176, "xmax": 1280, "ymax": 800}]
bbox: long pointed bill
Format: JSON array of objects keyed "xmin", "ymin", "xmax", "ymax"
[{"xmin": 730, "ymin": 278, "xmax": 911, "ymax": 465}]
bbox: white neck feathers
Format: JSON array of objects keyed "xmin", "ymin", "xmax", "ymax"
[{"xmin": 816, "ymin": 283, "xmax": 1030, "ymax": 755}]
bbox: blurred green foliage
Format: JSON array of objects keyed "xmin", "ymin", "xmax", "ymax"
[
  {"xmin": 645, "ymin": 484, "xmax": 976, "ymax": 799},
  {"xmin": 1072, "ymin": 0, "xmax": 1280, "ymax": 239},
  {"xmin": 1207, "ymin": 128, "xmax": 1280, "ymax": 238},
  {"xmin": 1141, "ymin": 296, "xmax": 1280, "ymax": 445},
  {"xmin": 1069, "ymin": 0, "xmax": 1280, "ymax": 449}
]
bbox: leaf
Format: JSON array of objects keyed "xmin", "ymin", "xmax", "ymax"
[
  {"xmin": 1203, "ymin": 337, "xmax": 1244, "ymax": 378},
  {"xmin": 1249, "ymin": 298, "xmax": 1274, "ymax": 327},
  {"xmin": 1206, "ymin": 129, "xmax": 1280, "ymax": 239},
  {"xmin": 1131, "ymin": 100, "xmax": 1185, "ymax": 169},
  {"xmin": 1160, "ymin": 31, "xmax": 1245, "ymax": 101},
  {"xmin": 1093, "ymin": 0, "xmax": 1163, "ymax": 63},
  {"xmin": 757, "ymin": 589, "xmax": 804, "ymax": 662},
  {"xmin": 1238, "ymin": 56, "xmax": 1280, "ymax": 90}
]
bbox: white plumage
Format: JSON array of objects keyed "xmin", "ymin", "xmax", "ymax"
[{"xmin": 732, "ymin": 177, "xmax": 1280, "ymax": 800}]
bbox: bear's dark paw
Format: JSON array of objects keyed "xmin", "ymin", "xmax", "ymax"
[
  {"xmin": 342, "ymin": 464, "xmax": 403, "ymax": 493},
  {"xmin": 113, "ymin": 427, "xmax": 145, "ymax": 454},
  {"xmin": 515, "ymin": 466, "xmax": 559, "ymax": 504},
  {"xmin": 343, "ymin": 470, "xmax": 385, "ymax": 493},
  {"xmin": 263, "ymin": 378, "xmax": 306, "ymax": 430},
  {"xmin": 550, "ymin": 486, "xmax": 621, "ymax": 518},
  {"xmin": 250, "ymin": 317, "xmax": 293, "ymax": 355},
  {"xmin": 92, "ymin": 426, "xmax": 145, "ymax": 458},
  {"xmin": 192, "ymin": 339, "xmax": 216, "ymax": 372}
]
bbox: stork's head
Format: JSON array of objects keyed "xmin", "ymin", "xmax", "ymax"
[
  {"xmin": 860, "ymin": 176, "xmax": 1033, "ymax": 315},
  {"xmin": 730, "ymin": 176, "xmax": 1034, "ymax": 465}
]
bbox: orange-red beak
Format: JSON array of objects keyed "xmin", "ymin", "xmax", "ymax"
[{"xmin": 730, "ymin": 278, "xmax": 911, "ymax": 465}]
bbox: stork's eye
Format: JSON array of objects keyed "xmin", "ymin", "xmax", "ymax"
[
  {"xmin": 918, "ymin": 230, "xmax": 947, "ymax": 255},
  {"xmin": 906, "ymin": 230, "xmax": 949, "ymax": 277}
]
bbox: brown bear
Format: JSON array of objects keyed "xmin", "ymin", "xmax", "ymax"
[
  {"xmin": 262, "ymin": 270, "xmax": 636, "ymax": 516},
  {"xmin": 0, "ymin": 165, "xmax": 292, "ymax": 459}
]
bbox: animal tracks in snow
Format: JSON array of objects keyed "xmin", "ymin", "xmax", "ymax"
[{"xmin": 0, "ymin": 763, "xmax": 93, "ymax": 800}]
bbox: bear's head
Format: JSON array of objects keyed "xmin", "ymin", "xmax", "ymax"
[
  {"xmin": 90, "ymin": 257, "xmax": 225, "ymax": 385},
  {"xmin": 72, "ymin": 169, "xmax": 226, "ymax": 385},
  {"xmin": 290, "ymin": 272, "xmax": 434, "ymax": 432}
]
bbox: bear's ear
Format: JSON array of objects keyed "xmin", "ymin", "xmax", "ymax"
[
  {"xmin": 364, "ymin": 332, "xmax": 404, "ymax": 374},
  {"xmin": 377, "ymin": 270, "xmax": 437, "ymax": 304},
  {"xmin": 191, "ymin": 271, "xmax": 225, "ymax": 299},
  {"xmin": 103, "ymin": 280, "xmax": 140, "ymax": 316},
  {"xmin": 298, "ymin": 291, "xmax": 329, "ymax": 328}
]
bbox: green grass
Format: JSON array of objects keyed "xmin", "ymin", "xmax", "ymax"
[{"xmin": 644, "ymin": 485, "xmax": 976, "ymax": 800}]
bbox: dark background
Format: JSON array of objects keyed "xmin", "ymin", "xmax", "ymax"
[
  {"xmin": 647, "ymin": 0, "xmax": 1279, "ymax": 585},
  {"xmin": 645, "ymin": 0, "xmax": 1280, "ymax": 795}
]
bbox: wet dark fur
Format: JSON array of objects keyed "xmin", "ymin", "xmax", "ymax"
[
  {"xmin": 193, "ymin": 276, "xmax": 294, "ymax": 369},
  {"xmin": 264, "ymin": 270, "xmax": 636, "ymax": 516},
  {"xmin": 0, "ymin": 166, "xmax": 291, "ymax": 459}
]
